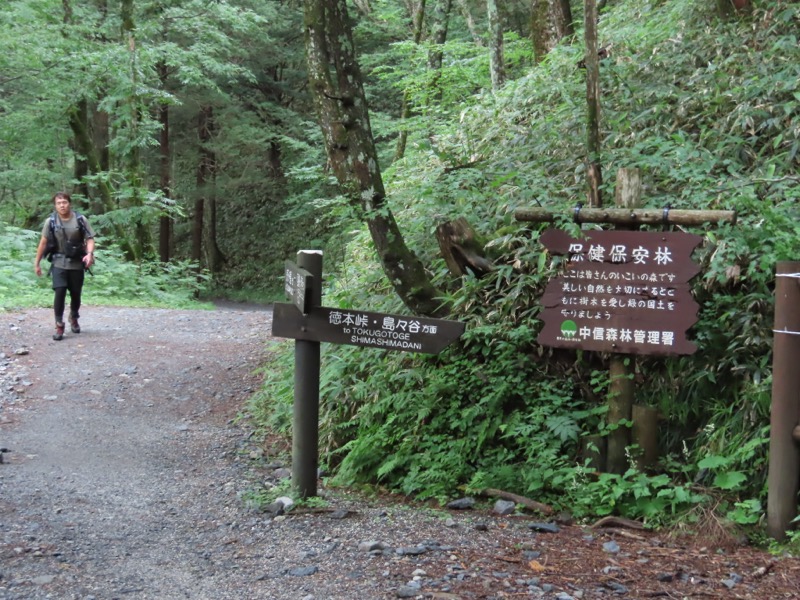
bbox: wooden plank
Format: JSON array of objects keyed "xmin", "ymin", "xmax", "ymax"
[
  {"xmin": 271, "ymin": 303, "xmax": 465, "ymax": 355},
  {"xmin": 515, "ymin": 206, "xmax": 736, "ymax": 226}
]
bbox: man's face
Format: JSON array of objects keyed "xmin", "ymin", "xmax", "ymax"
[{"xmin": 54, "ymin": 197, "xmax": 71, "ymax": 217}]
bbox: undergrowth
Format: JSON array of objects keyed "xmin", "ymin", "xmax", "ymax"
[
  {"xmin": 0, "ymin": 222, "xmax": 211, "ymax": 310},
  {"xmin": 250, "ymin": 0, "xmax": 799, "ymax": 533}
]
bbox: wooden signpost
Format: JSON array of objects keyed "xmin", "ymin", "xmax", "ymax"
[
  {"xmin": 767, "ymin": 261, "xmax": 800, "ymax": 540},
  {"xmin": 517, "ymin": 167, "xmax": 736, "ymax": 475},
  {"xmin": 284, "ymin": 260, "xmax": 314, "ymax": 315},
  {"xmin": 272, "ymin": 250, "xmax": 465, "ymax": 498}
]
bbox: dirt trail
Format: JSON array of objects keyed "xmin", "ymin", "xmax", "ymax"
[
  {"xmin": 1, "ymin": 306, "xmax": 798, "ymax": 600},
  {"xmin": 1, "ymin": 306, "xmax": 278, "ymax": 599}
]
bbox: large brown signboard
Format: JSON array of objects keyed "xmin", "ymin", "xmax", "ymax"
[
  {"xmin": 537, "ymin": 229, "xmax": 702, "ymax": 355},
  {"xmin": 272, "ymin": 302, "xmax": 465, "ymax": 354}
]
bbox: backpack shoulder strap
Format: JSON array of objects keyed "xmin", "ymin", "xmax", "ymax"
[{"xmin": 75, "ymin": 212, "xmax": 87, "ymax": 238}]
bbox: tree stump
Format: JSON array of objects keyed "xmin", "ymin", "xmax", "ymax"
[{"xmin": 436, "ymin": 217, "xmax": 493, "ymax": 278}]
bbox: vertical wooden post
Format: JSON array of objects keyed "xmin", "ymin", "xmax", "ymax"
[
  {"xmin": 767, "ymin": 261, "xmax": 800, "ymax": 540},
  {"xmin": 292, "ymin": 250, "xmax": 323, "ymax": 498},
  {"xmin": 632, "ymin": 404, "xmax": 660, "ymax": 470},
  {"xmin": 606, "ymin": 168, "xmax": 642, "ymax": 474}
]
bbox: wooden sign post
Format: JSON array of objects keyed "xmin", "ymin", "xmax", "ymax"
[
  {"xmin": 517, "ymin": 167, "xmax": 736, "ymax": 475},
  {"xmin": 290, "ymin": 251, "xmax": 322, "ymax": 498},
  {"xmin": 767, "ymin": 261, "xmax": 800, "ymax": 540},
  {"xmin": 273, "ymin": 251, "xmax": 465, "ymax": 498}
]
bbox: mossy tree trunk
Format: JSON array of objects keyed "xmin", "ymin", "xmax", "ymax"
[
  {"xmin": 192, "ymin": 106, "xmax": 213, "ymax": 266},
  {"xmin": 487, "ymin": 0, "xmax": 505, "ymax": 91},
  {"xmin": 304, "ymin": 0, "xmax": 445, "ymax": 317},
  {"xmin": 584, "ymin": 0, "xmax": 602, "ymax": 207},
  {"xmin": 394, "ymin": 0, "xmax": 426, "ymax": 162},
  {"xmin": 531, "ymin": 0, "xmax": 575, "ymax": 63}
]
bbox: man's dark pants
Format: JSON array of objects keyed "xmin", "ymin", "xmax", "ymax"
[{"xmin": 51, "ymin": 266, "xmax": 85, "ymax": 323}]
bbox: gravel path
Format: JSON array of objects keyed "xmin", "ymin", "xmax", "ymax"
[{"xmin": 1, "ymin": 306, "xmax": 798, "ymax": 600}]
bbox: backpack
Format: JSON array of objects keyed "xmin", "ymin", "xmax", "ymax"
[{"xmin": 44, "ymin": 211, "xmax": 89, "ymax": 262}]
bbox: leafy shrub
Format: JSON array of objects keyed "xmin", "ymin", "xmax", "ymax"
[
  {"xmin": 0, "ymin": 222, "xmax": 210, "ymax": 310},
  {"xmin": 251, "ymin": 0, "xmax": 799, "ymax": 528}
]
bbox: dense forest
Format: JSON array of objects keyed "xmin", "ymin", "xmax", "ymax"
[{"xmin": 2, "ymin": 0, "xmax": 799, "ymax": 544}]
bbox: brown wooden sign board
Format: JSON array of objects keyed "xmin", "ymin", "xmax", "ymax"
[
  {"xmin": 272, "ymin": 302, "xmax": 465, "ymax": 355},
  {"xmin": 537, "ymin": 229, "xmax": 702, "ymax": 355},
  {"xmin": 541, "ymin": 280, "xmax": 699, "ymax": 325}
]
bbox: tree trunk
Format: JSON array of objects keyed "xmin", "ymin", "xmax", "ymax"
[
  {"xmin": 487, "ymin": 0, "xmax": 505, "ymax": 91},
  {"xmin": 436, "ymin": 218, "xmax": 493, "ymax": 278},
  {"xmin": 304, "ymin": 0, "xmax": 445, "ymax": 317},
  {"xmin": 394, "ymin": 0, "xmax": 426, "ymax": 162},
  {"xmin": 427, "ymin": 0, "xmax": 452, "ymax": 88},
  {"xmin": 193, "ymin": 106, "xmax": 214, "ymax": 266},
  {"xmin": 207, "ymin": 194, "xmax": 224, "ymax": 273},
  {"xmin": 531, "ymin": 0, "xmax": 575, "ymax": 62},
  {"xmin": 120, "ymin": 0, "xmax": 151, "ymax": 260},
  {"xmin": 62, "ymin": 0, "xmax": 112, "ymax": 210},
  {"xmin": 530, "ymin": 0, "xmax": 549, "ymax": 62},
  {"xmin": 70, "ymin": 100, "xmax": 90, "ymax": 199},
  {"xmin": 584, "ymin": 0, "xmax": 602, "ymax": 207},
  {"xmin": 158, "ymin": 62, "xmax": 171, "ymax": 263},
  {"xmin": 553, "ymin": 0, "xmax": 574, "ymax": 40},
  {"xmin": 456, "ymin": 0, "xmax": 483, "ymax": 46}
]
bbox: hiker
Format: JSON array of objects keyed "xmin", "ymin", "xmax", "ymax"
[{"xmin": 33, "ymin": 192, "xmax": 96, "ymax": 341}]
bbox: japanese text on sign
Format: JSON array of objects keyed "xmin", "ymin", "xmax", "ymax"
[
  {"xmin": 271, "ymin": 303, "xmax": 465, "ymax": 354},
  {"xmin": 566, "ymin": 242, "xmax": 675, "ymax": 266},
  {"xmin": 328, "ymin": 310, "xmax": 439, "ymax": 351},
  {"xmin": 538, "ymin": 229, "xmax": 703, "ymax": 356}
]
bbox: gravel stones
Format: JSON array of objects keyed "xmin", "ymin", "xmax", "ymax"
[{"xmin": 1, "ymin": 306, "xmax": 797, "ymax": 599}]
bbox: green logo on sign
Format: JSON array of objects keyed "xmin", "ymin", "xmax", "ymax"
[{"xmin": 560, "ymin": 320, "xmax": 578, "ymax": 339}]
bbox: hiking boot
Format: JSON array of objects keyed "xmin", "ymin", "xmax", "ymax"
[
  {"xmin": 69, "ymin": 315, "xmax": 80, "ymax": 334},
  {"xmin": 53, "ymin": 322, "xmax": 65, "ymax": 341}
]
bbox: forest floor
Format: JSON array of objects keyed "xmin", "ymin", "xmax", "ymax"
[{"xmin": 1, "ymin": 305, "xmax": 798, "ymax": 600}]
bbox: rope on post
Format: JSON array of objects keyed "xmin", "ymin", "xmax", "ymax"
[{"xmin": 573, "ymin": 202, "xmax": 584, "ymax": 224}]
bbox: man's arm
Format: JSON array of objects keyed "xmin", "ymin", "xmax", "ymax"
[
  {"xmin": 83, "ymin": 236, "xmax": 96, "ymax": 268},
  {"xmin": 34, "ymin": 236, "xmax": 47, "ymax": 277}
]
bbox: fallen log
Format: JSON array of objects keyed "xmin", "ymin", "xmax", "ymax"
[
  {"xmin": 478, "ymin": 488, "xmax": 554, "ymax": 515},
  {"xmin": 591, "ymin": 515, "xmax": 645, "ymax": 530}
]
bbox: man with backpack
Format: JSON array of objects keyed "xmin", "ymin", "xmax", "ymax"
[{"xmin": 33, "ymin": 192, "xmax": 96, "ymax": 341}]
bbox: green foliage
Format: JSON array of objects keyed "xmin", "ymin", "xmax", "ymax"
[
  {"xmin": 250, "ymin": 0, "xmax": 799, "ymax": 534},
  {"xmin": 4, "ymin": 0, "xmax": 798, "ymax": 534},
  {"xmin": 0, "ymin": 221, "xmax": 209, "ymax": 310}
]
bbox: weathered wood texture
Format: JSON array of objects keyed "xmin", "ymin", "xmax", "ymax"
[
  {"xmin": 631, "ymin": 404, "xmax": 660, "ymax": 470},
  {"xmin": 515, "ymin": 207, "xmax": 737, "ymax": 226},
  {"xmin": 435, "ymin": 218, "xmax": 494, "ymax": 277},
  {"xmin": 607, "ymin": 168, "xmax": 643, "ymax": 475},
  {"xmin": 479, "ymin": 488, "xmax": 554, "ymax": 515},
  {"xmin": 767, "ymin": 261, "xmax": 800, "ymax": 540}
]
